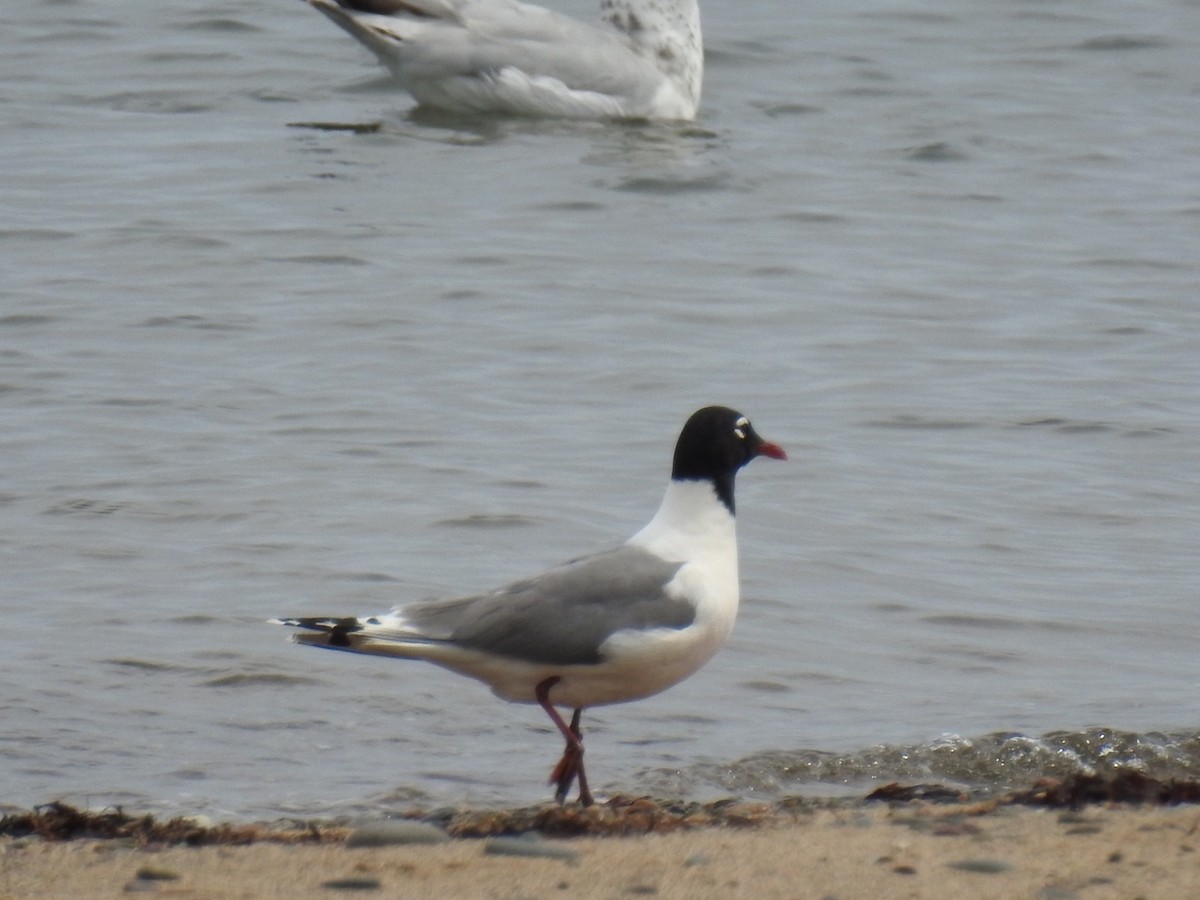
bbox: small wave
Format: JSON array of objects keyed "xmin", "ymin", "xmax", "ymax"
[
  {"xmin": 0, "ymin": 229, "xmax": 73, "ymax": 241},
  {"xmin": 1016, "ymin": 417, "xmax": 1115, "ymax": 434},
  {"xmin": 868, "ymin": 415, "xmax": 980, "ymax": 430},
  {"xmin": 738, "ymin": 679, "xmax": 793, "ymax": 694},
  {"xmin": 0, "ymin": 314, "xmax": 59, "ymax": 327},
  {"xmin": 94, "ymin": 91, "xmax": 214, "ymax": 114},
  {"xmin": 434, "ymin": 514, "xmax": 540, "ymax": 528},
  {"xmin": 345, "ymin": 572, "xmax": 401, "ymax": 583},
  {"xmin": 202, "ymin": 672, "xmax": 321, "ymax": 688},
  {"xmin": 44, "ymin": 498, "xmax": 129, "ymax": 516},
  {"xmin": 1015, "ymin": 417, "xmax": 1175, "ymax": 438},
  {"xmin": 920, "ymin": 613, "xmax": 1084, "ymax": 633},
  {"xmin": 271, "ymin": 254, "xmax": 369, "ymax": 266},
  {"xmin": 139, "ymin": 314, "xmax": 250, "ymax": 330},
  {"xmin": 613, "ymin": 172, "xmax": 729, "ymax": 194},
  {"xmin": 287, "ymin": 121, "xmax": 383, "ymax": 134},
  {"xmin": 653, "ymin": 728, "xmax": 1200, "ymax": 798},
  {"xmin": 902, "ymin": 142, "xmax": 969, "ymax": 162},
  {"xmin": 103, "ymin": 658, "xmax": 191, "ymax": 673},
  {"xmin": 179, "ymin": 17, "xmax": 262, "ymax": 34},
  {"xmin": 1075, "ymin": 35, "xmax": 1168, "ymax": 52},
  {"xmin": 756, "ymin": 103, "xmax": 823, "ymax": 119},
  {"xmin": 170, "ymin": 615, "xmax": 221, "ymax": 625}
]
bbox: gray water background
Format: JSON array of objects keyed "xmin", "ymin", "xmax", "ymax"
[{"xmin": 2, "ymin": 0, "xmax": 1198, "ymax": 820}]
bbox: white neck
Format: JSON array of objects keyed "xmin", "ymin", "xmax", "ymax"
[{"xmin": 626, "ymin": 479, "xmax": 736, "ymax": 563}]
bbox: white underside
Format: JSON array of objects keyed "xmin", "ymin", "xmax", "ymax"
[
  {"xmin": 363, "ymin": 617, "xmax": 726, "ymax": 708},
  {"xmin": 405, "ymin": 68, "xmax": 692, "ymax": 121}
]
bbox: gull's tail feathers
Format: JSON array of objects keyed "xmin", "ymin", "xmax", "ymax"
[{"xmin": 269, "ymin": 614, "xmax": 445, "ymax": 658}]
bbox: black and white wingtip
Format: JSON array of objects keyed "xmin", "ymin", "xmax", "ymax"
[{"xmin": 268, "ymin": 616, "xmax": 363, "ymax": 647}]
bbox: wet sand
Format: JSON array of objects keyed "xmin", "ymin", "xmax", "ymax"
[{"xmin": 3, "ymin": 802, "xmax": 1198, "ymax": 899}]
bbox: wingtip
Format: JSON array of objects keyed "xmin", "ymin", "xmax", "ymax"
[{"xmin": 272, "ymin": 615, "xmax": 364, "ymax": 647}]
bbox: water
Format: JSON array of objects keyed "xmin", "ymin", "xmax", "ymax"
[{"xmin": 2, "ymin": 0, "xmax": 1198, "ymax": 820}]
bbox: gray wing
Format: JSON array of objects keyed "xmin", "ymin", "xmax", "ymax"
[{"xmin": 400, "ymin": 546, "xmax": 690, "ymax": 666}]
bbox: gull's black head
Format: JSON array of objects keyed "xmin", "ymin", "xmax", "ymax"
[{"xmin": 671, "ymin": 406, "xmax": 786, "ymax": 513}]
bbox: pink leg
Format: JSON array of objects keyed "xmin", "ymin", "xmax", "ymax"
[{"xmin": 535, "ymin": 677, "xmax": 593, "ymax": 806}]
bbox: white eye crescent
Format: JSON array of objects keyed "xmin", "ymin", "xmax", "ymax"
[{"xmin": 733, "ymin": 416, "xmax": 749, "ymax": 439}]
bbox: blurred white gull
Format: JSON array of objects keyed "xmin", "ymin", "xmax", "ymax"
[{"xmin": 303, "ymin": 0, "xmax": 703, "ymax": 120}]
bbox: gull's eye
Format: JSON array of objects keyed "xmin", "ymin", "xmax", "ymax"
[{"xmin": 733, "ymin": 416, "xmax": 749, "ymax": 439}]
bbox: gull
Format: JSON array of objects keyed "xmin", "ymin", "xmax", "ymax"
[
  {"xmin": 272, "ymin": 406, "xmax": 784, "ymax": 805},
  {"xmin": 301, "ymin": 0, "xmax": 704, "ymax": 120}
]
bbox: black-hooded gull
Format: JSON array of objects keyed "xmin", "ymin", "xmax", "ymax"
[
  {"xmin": 301, "ymin": 0, "xmax": 704, "ymax": 120},
  {"xmin": 272, "ymin": 406, "xmax": 784, "ymax": 805}
]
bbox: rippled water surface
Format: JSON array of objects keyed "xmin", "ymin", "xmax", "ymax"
[{"xmin": 2, "ymin": 0, "xmax": 1198, "ymax": 819}]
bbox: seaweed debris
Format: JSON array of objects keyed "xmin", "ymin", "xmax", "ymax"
[
  {"xmin": 4, "ymin": 770, "xmax": 1199, "ymax": 846},
  {"xmin": 1006, "ymin": 771, "xmax": 1200, "ymax": 808},
  {"xmin": 0, "ymin": 802, "xmax": 348, "ymax": 846},
  {"xmin": 439, "ymin": 795, "xmax": 785, "ymax": 838}
]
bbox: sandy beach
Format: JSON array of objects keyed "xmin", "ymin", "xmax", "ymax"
[{"xmin": 3, "ymin": 798, "xmax": 1198, "ymax": 899}]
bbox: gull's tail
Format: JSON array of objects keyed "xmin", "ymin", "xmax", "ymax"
[{"xmin": 270, "ymin": 614, "xmax": 452, "ymax": 661}]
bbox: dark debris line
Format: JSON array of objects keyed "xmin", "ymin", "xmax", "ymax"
[{"xmin": 3, "ymin": 771, "xmax": 1199, "ymax": 846}]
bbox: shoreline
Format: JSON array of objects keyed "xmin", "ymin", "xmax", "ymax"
[
  {"xmin": 3, "ymin": 774, "xmax": 1199, "ymax": 899},
  {"xmin": 3, "ymin": 804, "xmax": 1199, "ymax": 899}
]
